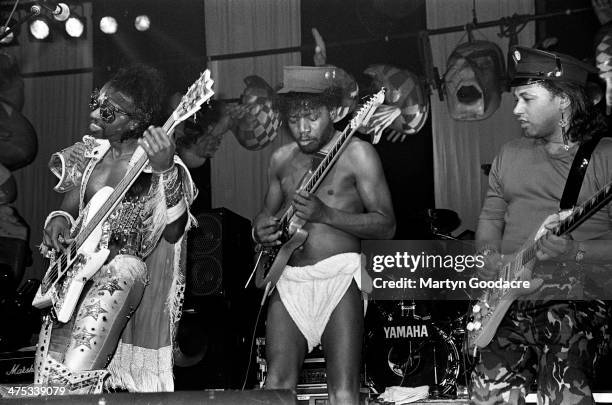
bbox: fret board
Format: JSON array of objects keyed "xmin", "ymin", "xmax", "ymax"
[
  {"xmin": 517, "ymin": 181, "xmax": 612, "ymax": 269},
  {"xmin": 278, "ymin": 89, "xmax": 385, "ymax": 227},
  {"xmin": 72, "ymin": 117, "xmax": 174, "ymax": 249}
]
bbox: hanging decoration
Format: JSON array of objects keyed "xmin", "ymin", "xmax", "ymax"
[
  {"xmin": 0, "ymin": 52, "xmax": 37, "ymax": 170},
  {"xmin": 226, "ymin": 75, "xmax": 281, "ymax": 151},
  {"xmin": 596, "ymin": 24, "xmax": 612, "ymax": 115},
  {"xmin": 443, "ymin": 40, "xmax": 505, "ymax": 121},
  {"xmin": 363, "ymin": 64, "xmax": 429, "ymax": 140}
]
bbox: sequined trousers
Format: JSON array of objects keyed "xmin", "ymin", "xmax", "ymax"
[{"xmin": 34, "ymin": 254, "xmax": 147, "ymax": 394}]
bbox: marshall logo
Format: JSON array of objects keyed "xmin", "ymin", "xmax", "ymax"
[
  {"xmin": 6, "ymin": 363, "xmax": 34, "ymax": 376},
  {"xmin": 383, "ymin": 325, "xmax": 429, "ymax": 339}
]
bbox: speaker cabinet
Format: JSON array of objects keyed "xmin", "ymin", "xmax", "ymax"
[
  {"xmin": 186, "ymin": 208, "xmax": 253, "ymax": 297},
  {"xmin": 178, "ymin": 208, "xmax": 260, "ymax": 390}
]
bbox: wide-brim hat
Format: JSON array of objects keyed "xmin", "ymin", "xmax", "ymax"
[{"xmin": 277, "ymin": 65, "xmax": 358, "ymax": 122}]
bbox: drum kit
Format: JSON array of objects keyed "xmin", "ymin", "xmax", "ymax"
[
  {"xmin": 364, "ymin": 299, "xmax": 476, "ymax": 399},
  {"xmin": 363, "ymin": 208, "xmax": 476, "ymax": 399}
]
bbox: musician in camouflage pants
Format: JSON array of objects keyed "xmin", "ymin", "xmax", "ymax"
[
  {"xmin": 472, "ymin": 46, "xmax": 611, "ymax": 405},
  {"xmin": 471, "ymin": 298, "xmax": 608, "ymax": 404}
]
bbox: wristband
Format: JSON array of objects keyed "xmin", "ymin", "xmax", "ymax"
[{"xmin": 44, "ymin": 210, "xmax": 75, "ymax": 231}]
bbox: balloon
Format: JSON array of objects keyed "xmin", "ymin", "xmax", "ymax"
[
  {"xmin": 364, "ymin": 64, "xmax": 429, "ymax": 136},
  {"xmin": 228, "ymin": 75, "xmax": 281, "ymax": 150},
  {"xmin": 596, "ymin": 25, "xmax": 612, "ymax": 114}
]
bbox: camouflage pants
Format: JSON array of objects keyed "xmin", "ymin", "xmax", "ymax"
[{"xmin": 470, "ymin": 300, "xmax": 608, "ymax": 405}]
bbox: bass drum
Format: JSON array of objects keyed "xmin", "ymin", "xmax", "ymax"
[{"xmin": 365, "ymin": 302, "xmax": 460, "ymax": 395}]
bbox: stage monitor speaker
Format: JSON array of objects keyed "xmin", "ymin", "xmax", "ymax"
[
  {"xmin": 13, "ymin": 389, "xmax": 297, "ymax": 404},
  {"xmin": 186, "ymin": 208, "xmax": 252, "ymax": 297}
]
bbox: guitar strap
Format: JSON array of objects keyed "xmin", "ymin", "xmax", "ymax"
[{"xmin": 560, "ymin": 135, "xmax": 602, "ymax": 210}]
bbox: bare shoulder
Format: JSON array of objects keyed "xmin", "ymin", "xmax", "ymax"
[
  {"xmin": 343, "ymin": 138, "xmax": 381, "ymax": 167},
  {"xmin": 269, "ymin": 142, "xmax": 299, "ymax": 173},
  {"xmin": 270, "ymin": 142, "xmax": 297, "ymax": 163}
]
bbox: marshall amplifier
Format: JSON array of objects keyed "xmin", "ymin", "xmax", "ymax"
[{"xmin": 0, "ymin": 347, "xmax": 35, "ymax": 383}]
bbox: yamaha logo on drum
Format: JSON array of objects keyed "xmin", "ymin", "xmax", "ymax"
[{"xmin": 383, "ymin": 325, "xmax": 429, "ymax": 339}]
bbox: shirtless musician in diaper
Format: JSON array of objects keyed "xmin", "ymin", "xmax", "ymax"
[{"xmin": 252, "ymin": 65, "xmax": 396, "ymax": 405}]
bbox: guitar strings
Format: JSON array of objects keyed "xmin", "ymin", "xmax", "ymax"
[{"xmin": 42, "ymin": 77, "xmax": 212, "ymax": 293}]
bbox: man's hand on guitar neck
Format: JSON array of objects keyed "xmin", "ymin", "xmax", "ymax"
[
  {"xmin": 43, "ymin": 216, "xmax": 74, "ymax": 253},
  {"xmin": 137, "ymin": 126, "xmax": 176, "ymax": 173},
  {"xmin": 535, "ymin": 217, "xmax": 577, "ymax": 262},
  {"xmin": 253, "ymin": 216, "xmax": 282, "ymax": 247},
  {"xmin": 477, "ymin": 251, "xmax": 504, "ymax": 281}
]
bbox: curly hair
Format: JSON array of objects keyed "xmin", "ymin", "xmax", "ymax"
[
  {"xmin": 540, "ymin": 80, "xmax": 609, "ymax": 142},
  {"xmin": 276, "ymin": 86, "xmax": 344, "ymax": 120},
  {"xmin": 107, "ymin": 64, "xmax": 165, "ymax": 140}
]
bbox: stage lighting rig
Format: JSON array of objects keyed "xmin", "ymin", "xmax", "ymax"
[
  {"xmin": 28, "ymin": 15, "xmax": 51, "ymax": 41},
  {"xmin": 99, "ymin": 16, "xmax": 117, "ymax": 34},
  {"xmin": 64, "ymin": 15, "xmax": 84, "ymax": 38}
]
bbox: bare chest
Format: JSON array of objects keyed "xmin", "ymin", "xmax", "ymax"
[
  {"xmin": 84, "ymin": 158, "xmax": 130, "ymax": 204},
  {"xmin": 279, "ymin": 154, "xmax": 357, "ymax": 208}
]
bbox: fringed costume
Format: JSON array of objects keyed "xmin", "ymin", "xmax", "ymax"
[{"xmin": 34, "ymin": 135, "xmax": 197, "ymax": 393}]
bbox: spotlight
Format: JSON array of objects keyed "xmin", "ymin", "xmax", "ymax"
[
  {"xmin": 134, "ymin": 15, "xmax": 150, "ymax": 32},
  {"xmin": 30, "ymin": 2, "xmax": 70, "ymax": 22},
  {"xmin": 65, "ymin": 16, "xmax": 85, "ymax": 38},
  {"xmin": 51, "ymin": 2, "xmax": 71, "ymax": 22},
  {"xmin": 99, "ymin": 16, "xmax": 117, "ymax": 34},
  {"xmin": 29, "ymin": 17, "xmax": 51, "ymax": 41}
]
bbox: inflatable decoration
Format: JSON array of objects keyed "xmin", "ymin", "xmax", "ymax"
[
  {"xmin": 364, "ymin": 64, "xmax": 429, "ymax": 139},
  {"xmin": 226, "ymin": 75, "xmax": 282, "ymax": 151},
  {"xmin": 0, "ymin": 52, "xmax": 37, "ymax": 170},
  {"xmin": 596, "ymin": 25, "xmax": 612, "ymax": 115},
  {"xmin": 444, "ymin": 40, "xmax": 505, "ymax": 121},
  {"xmin": 326, "ymin": 66, "xmax": 359, "ymax": 123}
]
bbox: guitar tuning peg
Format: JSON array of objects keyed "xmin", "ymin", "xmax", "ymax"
[
  {"xmin": 466, "ymin": 322, "xmax": 475, "ymax": 331},
  {"xmin": 473, "ymin": 321, "xmax": 482, "ymax": 330},
  {"xmin": 472, "ymin": 304, "xmax": 481, "ymax": 313}
]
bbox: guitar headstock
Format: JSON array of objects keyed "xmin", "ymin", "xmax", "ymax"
[
  {"xmin": 349, "ymin": 88, "xmax": 386, "ymax": 130},
  {"xmin": 172, "ymin": 69, "xmax": 215, "ymax": 124}
]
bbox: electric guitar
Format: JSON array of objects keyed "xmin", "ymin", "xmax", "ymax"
[
  {"xmin": 32, "ymin": 70, "xmax": 214, "ymax": 323},
  {"xmin": 467, "ymin": 179, "xmax": 612, "ymax": 351},
  {"xmin": 253, "ymin": 89, "xmax": 386, "ymax": 293}
]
